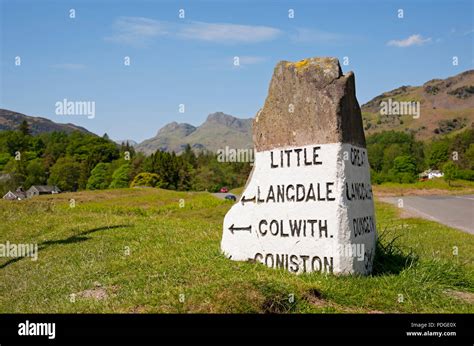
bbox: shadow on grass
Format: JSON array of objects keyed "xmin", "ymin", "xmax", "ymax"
[
  {"xmin": 372, "ymin": 227, "xmax": 419, "ymax": 276},
  {"xmin": 0, "ymin": 224, "xmax": 131, "ymax": 269}
]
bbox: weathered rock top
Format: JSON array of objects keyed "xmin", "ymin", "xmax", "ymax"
[{"xmin": 253, "ymin": 57, "xmax": 367, "ymax": 151}]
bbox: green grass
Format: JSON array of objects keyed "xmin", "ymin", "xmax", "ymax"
[
  {"xmin": 373, "ymin": 178, "xmax": 474, "ymax": 196},
  {"xmin": 0, "ymin": 188, "xmax": 472, "ymax": 313},
  {"xmin": 229, "ymin": 187, "xmax": 244, "ymax": 195}
]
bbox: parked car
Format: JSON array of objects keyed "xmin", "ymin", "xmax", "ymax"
[
  {"xmin": 220, "ymin": 187, "xmax": 229, "ymax": 193},
  {"xmin": 225, "ymin": 194, "xmax": 237, "ymax": 201}
]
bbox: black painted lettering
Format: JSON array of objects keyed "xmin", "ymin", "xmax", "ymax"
[
  {"xmin": 257, "ymin": 186, "xmax": 265, "ymax": 203},
  {"xmin": 326, "ymin": 182, "xmax": 335, "ymax": 201},
  {"xmin": 280, "ymin": 221, "xmax": 289, "ymax": 237},
  {"xmin": 296, "ymin": 184, "xmax": 305, "ymax": 202},
  {"xmin": 304, "ymin": 148, "xmax": 312, "ymax": 166},
  {"xmin": 306, "ymin": 183, "xmax": 316, "ymax": 202},
  {"xmin": 286, "ymin": 185, "xmax": 295, "ymax": 202},
  {"xmin": 313, "ymin": 146, "xmax": 322, "ymax": 165},
  {"xmin": 266, "ymin": 185, "xmax": 275, "ymax": 203},
  {"xmin": 307, "ymin": 219, "xmax": 318, "ymax": 237},
  {"xmin": 289, "ymin": 220, "xmax": 303, "ymax": 237},
  {"xmin": 277, "ymin": 185, "xmax": 285, "ymax": 202},
  {"xmin": 324, "ymin": 257, "xmax": 334, "ymax": 273},
  {"xmin": 317, "ymin": 183, "xmax": 325, "ymax": 201},
  {"xmin": 319, "ymin": 219, "xmax": 328, "ymax": 238},
  {"xmin": 277, "ymin": 254, "xmax": 289, "ymax": 269},
  {"xmin": 289, "ymin": 255, "xmax": 299, "ymax": 273},
  {"xmin": 269, "ymin": 220, "xmax": 279, "ymax": 236},
  {"xmin": 294, "ymin": 148, "xmax": 302, "ymax": 166},
  {"xmin": 259, "ymin": 220, "xmax": 268, "ymax": 236},
  {"xmin": 311, "ymin": 256, "xmax": 322, "ymax": 272},
  {"xmin": 270, "ymin": 151, "xmax": 278, "ymax": 168},
  {"xmin": 265, "ymin": 253, "xmax": 274, "ymax": 267},
  {"xmin": 284, "ymin": 150, "xmax": 292, "ymax": 167},
  {"xmin": 301, "ymin": 255, "xmax": 309, "ymax": 273}
]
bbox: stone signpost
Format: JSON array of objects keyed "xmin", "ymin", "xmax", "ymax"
[{"xmin": 221, "ymin": 57, "xmax": 377, "ymax": 275}]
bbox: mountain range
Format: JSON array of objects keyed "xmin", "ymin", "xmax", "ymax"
[
  {"xmin": 361, "ymin": 70, "xmax": 473, "ymax": 139},
  {"xmin": 0, "ymin": 109, "xmax": 94, "ymax": 135},
  {"xmin": 135, "ymin": 112, "xmax": 253, "ymax": 154},
  {"xmin": 1, "ymin": 70, "xmax": 472, "ymax": 153}
]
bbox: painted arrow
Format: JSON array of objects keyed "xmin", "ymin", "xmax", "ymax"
[
  {"xmin": 228, "ymin": 224, "xmax": 252, "ymax": 234},
  {"xmin": 240, "ymin": 195, "xmax": 256, "ymax": 205}
]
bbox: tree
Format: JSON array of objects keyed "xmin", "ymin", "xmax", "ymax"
[
  {"xmin": 393, "ymin": 155, "xmax": 417, "ymax": 175},
  {"xmin": 382, "ymin": 144, "xmax": 404, "ymax": 173},
  {"xmin": 366, "ymin": 131, "xmax": 424, "ymax": 179},
  {"xmin": 442, "ymin": 161, "xmax": 458, "ymax": 187},
  {"xmin": 367, "ymin": 143, "xmax": 384, "ymax": 172},
  {"xmin": 78, "ymin": 160, "xmax": 93, "ymax": 190},
  {"xmin": 130, "ymin": 172, "xmax": 161, "ymax": 187},
  {"xmin": 176, "ymin": 158, "xmax": 193, "ymax": 190},
  {"xmin": 109, "ymin": 163, "xmax": 132, "ymax": 188},
  {"xmin": 3, "ymin": 158, "xmax": 27, "ymax": 187},
  {"xmin": 42, "ymin": 131, "xmax": 68, "ymax": 163},
  {"xmin": 181, "ymin": 144, "xmax": 197, "ymax": 168},
  {"xmin": 48, "ymin": 157, "xmax": 81, "ymax": 191},
  {"xmin": 66, "ymin": 132, "xmax": 119, "ymax": 164},
  {"xmin": 87, "ymin": 163, "xmax": 112, "ymax": 190},
  {"xmin": 120, "ymin": 141, "xmax": 136, "ymax": 160},
  {"xmin": 0, "ymin": 153, "xmax": 11, "ymax": 171},
  {"xmin": 19, "ymin": 120, "xmax": 30, "ymax": 136},
  {"xmin": 465, "ymin": 144, "xmax": 474, "ymax": 170},
  {"xmin": 449, "ymin": 128, "xmax": 474, "ymax": 169},
  {"xmin": 428, "ymin": 141, "xmax": 449, "ymax": 169},
  {"xmin": 5, "ymin": 131, "xmax": 30, "ymax": 155},
  {"xmin": 25, "ymin": 159, "xmax": 46, "ymax": 188}
]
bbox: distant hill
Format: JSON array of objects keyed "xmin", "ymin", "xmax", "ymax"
[
  {"xmin": 114, "ymin": 139, "xmax": 138, "ymax": 147},
  {"xmin": 361, "ymin": 70, "xmax": 474, "ymax": 139},
  {"xmin": 0, "ymin": 109, "xmax": 95, "ymax": 135},
  {"xmin": 138, "ymin": 71, "xmax": 474, "ymax": 155},
  {"xmin": 3, "ymin": 70, "xmax": 472, "ymax": 152},
  {"xmin": 136, "ymin": 112, "xmax": 253, "ymax": 154}
]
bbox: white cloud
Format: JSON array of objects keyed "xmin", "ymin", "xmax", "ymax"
[
  {"xmin": 387, "ymin": 34, "xmax": 432, "ymax": 47},
  {"xmin": 290, "ymin": 28, "xmax": 346, "ymax": 43},
  {"xmin": 177, "ymin": 21, "xmax": 281, "ymax": 43},
  {"xmin": 104, "ymin": 17, "xmax": 168, "ymax": 46},
  {"xmin": 105, "ymin": 17, "xmax": 281, "ymax": 46},
  {"xmin": 51, "ymin": 63, "xmax": 86, "ymax": 70}
]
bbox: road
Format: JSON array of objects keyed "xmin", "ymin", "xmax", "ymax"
[
  {"xmin": 213, "ymin": 192, "xmax": 239, "ymax": 200},
  {"xmin": 380, "ymin": 195, "xmax": 474, "ymax": 234},
  {"xmin": 213, "ymin": 192, "xmax": 473, "ymax": 234}
]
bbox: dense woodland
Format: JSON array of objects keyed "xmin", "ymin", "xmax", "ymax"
[
  {"xmin": 0, "ymin": 121, "xmax": 251, "ymax": 195},
  {"xmin": 367, "ymin": 128, "xmax": 474, "ymax": 183},
  {"xmin": 0, "ymin": 120, "xmax": 473, "ymax": 195}
]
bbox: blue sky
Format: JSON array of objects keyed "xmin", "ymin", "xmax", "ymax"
[{"xmin": 1, "ymin": 0, "xmax": 472, "ymax": 142}]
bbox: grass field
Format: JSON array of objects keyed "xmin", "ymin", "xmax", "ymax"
[
  {"xmin": 0, "ymin": 188, "xmax": 473, "ymax": 313},
  {"xmin": 373, "ymin": 178, "xmax": 474, "ymax": 197},
  {"xmin": 230, "ymin": 180, "xmax": 474, "ymax": 198}
]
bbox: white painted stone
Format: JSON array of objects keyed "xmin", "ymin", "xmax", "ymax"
[{"xmin": 221, "ymin": 143, "xmax": 377, "ymax": 275}]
